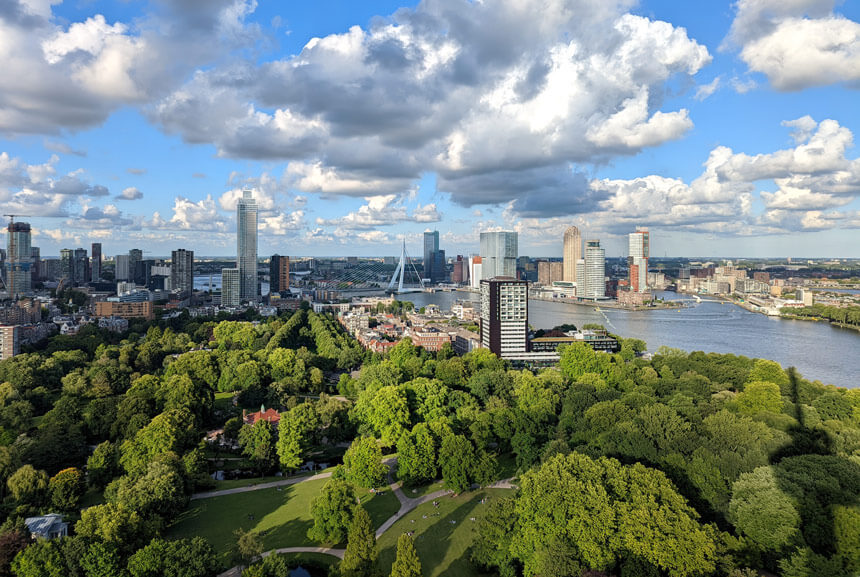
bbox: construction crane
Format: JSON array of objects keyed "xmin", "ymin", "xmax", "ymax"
[{"xmin": 2, "ymin": 214, "xmax": 31, "ymax": 298}]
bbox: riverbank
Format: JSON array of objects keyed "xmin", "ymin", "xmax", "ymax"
[
  {"xmin": 527, "ymin": 294, "xmax": 684, "ymax": 311},
  {"xmin": 778, "ymin": 314, "xmax": 860, "ymax": 333}
]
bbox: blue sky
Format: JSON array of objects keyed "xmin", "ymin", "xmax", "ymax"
[{"xmin": 1, "ymin": 0, "xmax": 859, "ymax": 259}]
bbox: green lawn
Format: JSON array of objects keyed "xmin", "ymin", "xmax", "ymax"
[
  {"xmin": 376, "ymin": 488, "xmax": 514, "ymax": 577},
  {"xmin": 168, "ymin": 476, "xmax": 399, "ymax": 563},
  {"xmin": 403, "ymin": 479, "xmax": 447, "ymax": 498}
]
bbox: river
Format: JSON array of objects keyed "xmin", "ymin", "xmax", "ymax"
[{"xmin": 398, "ymin": 290, "xmax": 859, "ymax": 389}]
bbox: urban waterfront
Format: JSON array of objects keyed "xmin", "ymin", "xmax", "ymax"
[{"xmin": 400, "ymin": 290, "xmax": 860, "ymax": 389}]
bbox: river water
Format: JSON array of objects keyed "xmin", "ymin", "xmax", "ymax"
[{"xmin": 399, "ymin": 290, "xmax": 859, "ymax": 389}]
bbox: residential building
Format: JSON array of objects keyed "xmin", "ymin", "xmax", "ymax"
[
  {"xmin": 24, "ymin": 514, "xmax": 68, "ymax": 540},
  {"xmin": 628, "ymin": 227, "xmax": 649, "ymax": 293},
  {"xmin": 237, "ymin": 190, "xmax": 258, "ymax": 302},
  {"xmin": 94, "ymin": 301, "xmax": 154, "ymax": 320},
  {"xmin": 0, "ymin": 325, "xmax": 20, "ymax": 360},
  {"xmin": 270, "ymin": 254, "xmax": 290, "ymax": 294},
  {"xmin": 409, "ymin": 326, "xmax": 452, "ymax": 352},
  {"xmin": 480, "ymin": 277, "xmax": 528, "ymax": 357},
  {"xmin": 91, "ymin": 242, "xmax": 102, "ymax": 282},
  {"xmin": 583, "ymin": 240, "xmax": 606, "ymax": 299},
  {"xmin": 115, "ymin": 254, "xmax": 130, "ymax": 281},
  {"xmin": 479, "ymin": 231, "xmax": 517, "ymax": 279},
  {"xmin": 5, "ymin": 221, "xmax": 32, "ymax": 297},
  {"xmin": 537, "ymin": 261, "xmax": 564, "ymax": 286},
  {"xmin": 563, "ymin": 226, "xmax": 581, "ymax": 283},
  {"xmin": 171, "ymin": 249, "xmax": 194, "ymax": 296},
  {"xmin": 243, "ymin": 406, "xmax": 281, "ymax": 426},
  {"xmin": 221, "ymin": 268, "xmax": 240, "ymax": 307}
]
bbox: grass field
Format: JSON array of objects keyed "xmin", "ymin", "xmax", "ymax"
[
  {"xmin": 168, "ymin": 476, "xmax": 399, "ymax": 563},
  {"xmin": 376, "ymin": 488, "xmax": 514, "ymax": 577}
]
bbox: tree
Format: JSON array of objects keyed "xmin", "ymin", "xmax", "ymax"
[
  {"xmin": 87, "ymin": 441, "xmax": 121, "ymax": 489},
  {"xmin": 396, "ymin": 424, "xmax": 437, "ymax": 486},
  {"xmin": 239, "ymin": 419, "xmax": 277, "ymax": 474},
  {"xmin": 438, "ymin": 433, "xmax": 474, "ymax": 494},
  {"xmin": 10, "ymin": 539, "xmax": 66, "ymax": 577},
  {"xmin": 108, "ymin": 456, "xmax": 188, "ymax": 520},
  {"xmin": 342, "ymin": 437, "xmax": 388, "ymax": 488},
  {"xmin": 354, "ymin": 386, "xmax": 410, "ymax": 446},
  {"xmin": 471, "ymin": 498, "xmax": 518, "ymax": 577},
  {"xmin": 49, "ymin": 467, "xmax": 85, "ymax": 511},
  {"xmin": 341, "ymin": 506, "xmax": 378, "ymax": 577},
  {"xmin": 390, "ymin": 533, "xmax": 422, "ymax": 577},
  {"xmin": 507, "ymin": 453, "xmax": 717, "ymax": 577},
  {"xmin": 308, "ymin": 478, "xmax": 358, "ymax": 544},
  {"xmin": 0, "ymin": 529, "xmax": 29, "ymax": 577},
  {"xmin": 127, "ymin": 537, "xmax": 219, "ymax": 577},
  {"xmin": 736, "ymin": 381, "xmax": 783, "ymax": 415},
  {"xmin": 76, "ymin": 503, "xmax": 150, "ymax": 555},
  {"xmin": 6, "ymin": 464, "xmax": 49, "ymax": 505},
  {"xmin": 79, "ymin": 542, "xmax": 126, "ymax": 577},
  {"xmin": 235, "ymin": 529, "xmax": 264, "ymax": 567}
]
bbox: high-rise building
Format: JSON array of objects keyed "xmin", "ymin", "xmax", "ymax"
[
  {"xmin": 628, "ymin": 227, "xmax": 649, "ymax": 293},
  {"xmin": 221, "ymin": 268, "xmax": 240, "ymax": 307},
  {"xmin": 73, "ymin": 248, "xmax": 89, "ymax": 285},
  {"xmin": 583, "ymin": 239, "xmax": 606, "ymax": 299},
  {"xmin": 0, "ymin": 325, "xmax": 20, "ymax": 361},
  {"xmin": 480, "ymin": 231, "xmax": 517, "ymax": 279},
  {"xmin": 452, "ymin": 255, "xmax": 468, "ymax": 284},
  {"xmin": 469, "ymin": 256, "xmax": 482, "ymax": 289},
  {"xmin": 30, "ymin": 247, "xmax": 40, "ymax": 282},
  {"xmin": 480, "ymin": 277, "xmax": 528, "ymax": 357},
  {"xmin": 91, "ymin": 243, "xmax": 102, "ymax": 282},
  {"xmin": 116, "ymin": 254, "xmax": 130, "ymax": 281},
  {"xmin": 423, "ymin": 231, "xmax": 439, "ymax": 281},
  {"xmin": 270, "ymin": 254, "xmax": 290, "ymax": 294},
  {"xmin": 537, "ymin": 261, "xmax": 564, "ymax": 286},
  {"xmin": 128, "ymin": 249, "xmax": 143, "ymax": 284},
  {"xmin": 5, "ymin": 221, "xmax": 32, "ymax": 297},
  {"xmin": 563, "ymin": 226, "xmax": 581, "ymax": 283},
  {"xmin": 60, "ymin": 249, "xmax": 73, "ymax": 282},
  {"xmin": 237, "ymin": 189, "xmax": 258, "ymax": 302},
  {"xmin": 171, "ymin": 249, "xmax": 194, "ymax": 296}
]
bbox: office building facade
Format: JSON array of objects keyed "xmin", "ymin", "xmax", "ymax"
[
  {"xmin": 269, "ymin": 254, "xmax": 290, "ymax": 294},
  {"xmin": 479, "ymin": 231, "xmax": 517, "ymax": 279},
  {"xmin": 171, "ymin": 249, "xmax": 194, "ymax": 296},
  {"xmin": 0, "ymin": 325, "xmax": 20, "ymax": 361},
  {"xmin": 91, "ymin": 243, "xmax": 102, "ymax": 282},
  {"xmin": 480, "ymin": 277, "xmax": 528, "ymax": 357},
  {"xmin": 628, "ymin": 227, "xmax": 649, "ymax": 293},
  {"xmin": 237, "ymin": 190, "xmax": 258, "ymax": 302},
  {"xmin": 128, "ymin": 249, "xmax": 143, "ymax": 284},
  {"xmin": 5, "ymin": 222, "xmax": 32, "ymax": 297},
  {"xmin": 563, "ymin": 226, "xmax": 581, "ymax": 283}
]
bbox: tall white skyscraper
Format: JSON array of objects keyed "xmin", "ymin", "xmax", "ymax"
[
  {"xmin": 584, "ymin": 239, "xmax": 606, "ymax": 299},
  {"xmin": 479, "ymin": 231, "xmax": 517, "ymax": 279},
  {"xmin": 237, "ymin": 189, "xmax": 258, "ymax": 302},
  {"xmin": 628, "ymin": 227, "xmax": 650, "ymax": 293}
]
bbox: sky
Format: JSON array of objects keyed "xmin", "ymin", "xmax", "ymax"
[{"xmin": 1, "ymin": 0, "xmax": 859, "ymax": 260}]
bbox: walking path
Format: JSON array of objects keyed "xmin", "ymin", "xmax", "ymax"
[
  {"xmin": 191, "ymin": 471, "xmax": 333, "ymax": 500},
  {"xmin": 216, "ymin": 547, "xmax": 345, "ymax": 577},
  {"xmin": 212, "ymin": 457, "xmax": 517, "ymax": 576}
]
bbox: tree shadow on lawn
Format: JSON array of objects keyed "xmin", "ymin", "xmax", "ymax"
[{"xmin": 378, "ymin": 491, "xmax": 494, "ymax": 577}]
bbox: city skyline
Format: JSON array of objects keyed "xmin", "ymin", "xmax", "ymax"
[{"xmin": 0, "ymin": 1, "xmax": 859, "ymax": 258}]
